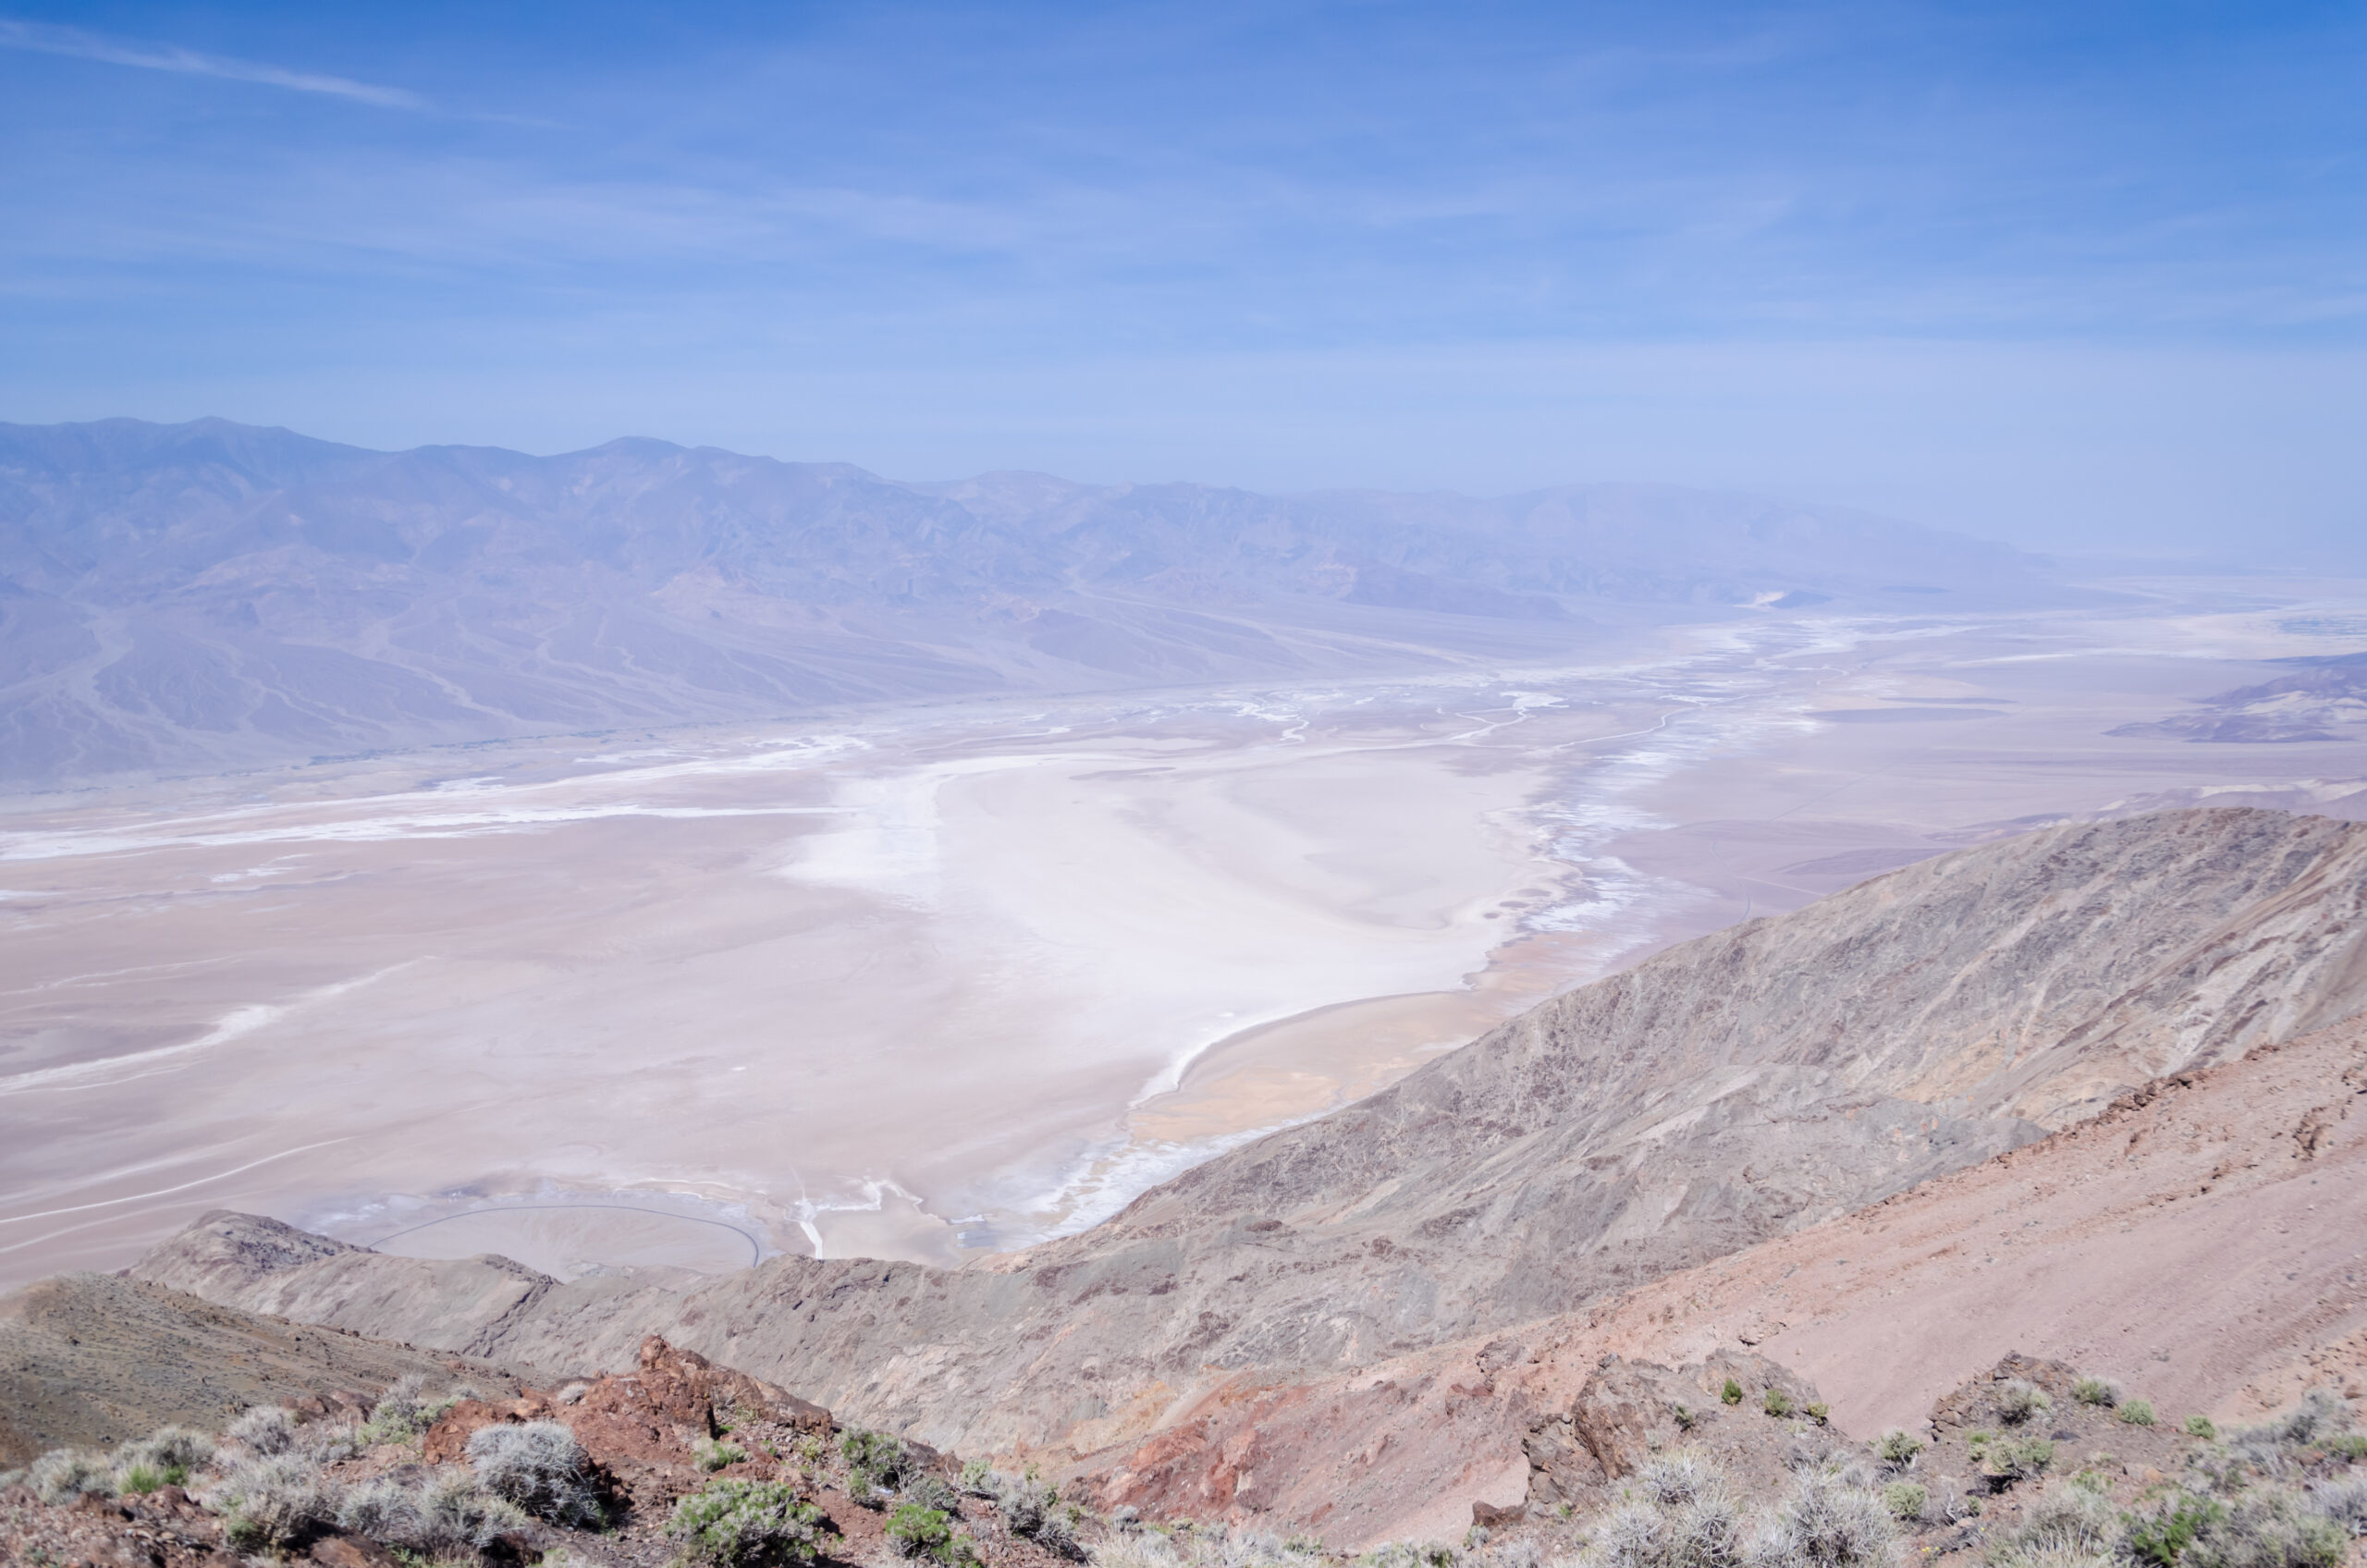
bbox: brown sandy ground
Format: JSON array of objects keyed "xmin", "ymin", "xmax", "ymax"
[{"xmin": 1066, "ymin": 1015, "xmax": 2367, "ymax": 1545}]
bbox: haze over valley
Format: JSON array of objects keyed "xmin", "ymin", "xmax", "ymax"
[
  {"xmin": 6, "ymin": 6, "xmax": 2367, "ymax": 1560},
  {"xmin": 6, "ymin": 429, "xmax": 2364, "ymax": 1292}
]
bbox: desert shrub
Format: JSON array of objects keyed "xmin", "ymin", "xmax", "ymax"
[
  {"xmin": 2187, "ymin": 1417, "xmax": 2219, "ymax": 1441},
  {"xmin": 359, "ymin": 1373, "xmax": 464, "ymax": 1445},
  {"xmin": 669, "ymin": 1477, "xmax": 831, "ymax": 1567},
  {"xmin": 1763, "ymin": 1389, "xmax": 1797, "ymax": 1419},
  {"xmin": 117, "ymin": 1462, "xmax": 167, "ymax": 1495},
  {"xmin": 205, "ymin": 1452, "xmax": 343, "ymax": 1548},
  {"xmin": 28, "ymin": 1448, "xmax": 113, "ymax": 1505},
  {"xmin": 1746, "ymin": 1466, "xmax": 1895, "ymax": 1568},
  {"xmin": 1995, "ymin": 1484, "xmax": 2118, "ymax": 1562},
  {"xmin": 1723, "ymin": 1379, "xmax": 1745, "ymax": 1407},
  {"xmin": 1638, "ymin": 1452, "xmax": 1717, "ymax": 1507},
  {"xmin": 1805, "ymin": 1403, "xmax": 1831, "ymax": 1427},
  {"xmin": 992, "ymin": 1471, "xmax": 1084, "ymax": 1556},
  {"xmin": 2326, "ymin": 1435, "xmax": 2367, "ymax": 1461},
  {"xmin": 1879, "ymin": 1484, "xmax": 1925, "ymax": 1524},
  {"xmin": 557, "ymin": 1380, "xmax": 591, "ymax": 1404},
  {"xmin": 2119, "ymin": 1403, "xmax": 2157, "ymax": 1427},
  {"xmin": 1591, "ymin": 1499, "xmax": 1672, "ymax": 1568},
  {"xmin": 337, "ymin": 1476, "xmax": 423, "ymax": 1539},
  {"xmin": 906, "ymin": 1473, "xmax": 963, "ymax": 1513},
  {"xmin": 2125, "ymin": 1493, "xmax": 2226, "ymax": 1568},
  {"xmin": 2183, "ymin": 1489, "xmax": 2346, "ymax": 1568},
  {"xmin": 891, "ymin": 1502, "xmax": 979, "ymax": 1564},
  {"xmin": 2308, "ymin": 1477, "xmax": 2367, "ymax": 1537},
  {"xmin": 305, "ymin": 1422, "xmax": 364, "ymax": 1464},
  {"xmin": 842, "ymin": 1427, "xmax": 913, "ymax": 1502},
  {"xmin": 1094, "ymin": 1536, "xmax": 1184, "ymax": 1568},
  {"xmin": 961, "ymin": 1458, "xmax": 1000, "ymax": 1497},
  {"xmin": 2249, "ymin": 1391, "xmax": 2351, "ymax": 1449},
  {"xmin": 699, "ymin": 1437, "xmax": 751, "ymax": 1472},
  {"xmin": 1674, "ymin": 1404, "xmax": 1700, "ymax": 1432},
  {"xmin": 1674, "ymin": 1492, "xmax": 1748, "ymax": 1568},
  {"xmin": 110, "ymin": 1424, "xmax": 215, "ymax": 1489},
  {"xmin": 2070, "ymin": 1378, "xmax": 2121, "ymax": 1410},
  {"xmin": 227, "ymin": 1403, "xmax": 299, "ymax": 1455},
  {"xmin": 1972, "ymin": 1434, "xmax": 2054, "ymax": 1489},
  {"xmin": 1870, "ymin": 1433, "xmax": 1922, "ymax": 1471},
  {"xmin": 411, "ymin": 1470, "xmax": 532, "ymax": 1553},
  {"xmin": 1997, "ymin": 1381, "xmax": 2054, "ymax": 1426},
  {"xmin": 469, "ymin": 1419, "xmax": 604, "ymax": 1526}
]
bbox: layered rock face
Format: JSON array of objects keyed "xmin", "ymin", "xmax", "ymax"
[{"xmin": 130, "ymin": 808, "xmax": 2367, "ymax": 1462}]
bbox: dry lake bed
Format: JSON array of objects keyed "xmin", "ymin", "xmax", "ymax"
[{"xmin": 6, "ymin": 575, "xmax": 2365, "ymax": 1287}]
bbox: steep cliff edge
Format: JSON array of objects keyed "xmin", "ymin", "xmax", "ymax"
[{"xmin": 129, "ymin": 808, "xmax": 2367, "ymax": 1464}]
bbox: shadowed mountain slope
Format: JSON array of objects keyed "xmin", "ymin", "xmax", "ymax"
[
  {"xmin": 129, "ymin": 808, "xmax": 2367, "ymax": 1463},
  {"xmin": 1, "ymin": 417, "xmax": 2054, "ymax": 785}
]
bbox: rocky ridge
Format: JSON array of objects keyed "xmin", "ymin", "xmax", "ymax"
[{"xmin": 126, "ymin": 809, "xmax": 2367, "ymax": 1475}]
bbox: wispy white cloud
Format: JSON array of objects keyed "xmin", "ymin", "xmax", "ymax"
[{"xmin": 0, "ymin": 17, "xmax": 426, "ymax": 110}]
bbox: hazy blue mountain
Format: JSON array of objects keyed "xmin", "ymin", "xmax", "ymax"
[{"xmin": 0, "ymin": 418, "xmax": 2054, "ymax": 787}]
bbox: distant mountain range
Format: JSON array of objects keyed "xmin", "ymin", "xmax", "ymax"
[{"xmin": 0, "ymin": 418, "xmax": 2055, "ymax": 786}]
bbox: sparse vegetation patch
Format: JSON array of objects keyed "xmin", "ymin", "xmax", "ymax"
[{"xmin": 668, "ymin": 1477, "xmax": 829, "ymax": 1567}]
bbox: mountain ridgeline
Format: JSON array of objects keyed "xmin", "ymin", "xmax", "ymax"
[
  {"xmin": 127, "ymin": 808, "xmax": 2367, "ymax": 1464},
  {"xmin": 0, "ymin": 417, "xmax": 2054, "ymax": 785}
]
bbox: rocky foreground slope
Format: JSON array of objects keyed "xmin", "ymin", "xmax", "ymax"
[
  {"xmin": 1070, "ymin": 1011, "xmax": 2367, "ymax": 1542},
  {"xmin": 6, "ymin": 1023, "xmax": 2362, "ymax": 1555},
  {"xmin": 127, "ymin": 808, "xmax": 2367, "ymax": 1471}
]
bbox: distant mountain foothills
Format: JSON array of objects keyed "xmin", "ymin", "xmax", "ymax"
[
  {"xmin": 0, "ymin": 417, "xmax": 2057, "ymax": 785},
  {"xmin": 17, "ymin": 806, "xmax": 2340, "ymax": 1549},
  {"xmin": 2111, "ymin": 651, "xmax": 2367, "ymax": 744}
]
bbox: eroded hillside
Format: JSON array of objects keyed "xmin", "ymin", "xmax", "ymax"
[{"xmin": 126, "ymin": 809, "xmax": 2367, "ymax": 1473}]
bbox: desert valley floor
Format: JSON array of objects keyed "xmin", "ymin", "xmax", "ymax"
[{"xmin": 6, "ymin": 573, "xmax": 2366, "ymax": 1289}]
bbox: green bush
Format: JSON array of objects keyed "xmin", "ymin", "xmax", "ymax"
[
  {"xmin": 2119, "ymin": 1402, "xmax": 2158, "ymax": 1427},
  {"xmin": 905, "ymin": 1474, "xmax": 962, "ymax": 1513},
  {"xmin": 841, "ymin": 1427, "xmax": 913, "ymax": 1503},
  {"xmin": 1723, "ymin": 1378, "xmax": 1744, "ymax": 1406},
  {"xmin": 110, "ymin": 1425, "xmax": 214, "ymax": 1490},
  {"xmin": 2183, "ymin": 1488, "xmax": 2346, "ymax": 1568},
  {"xmin": 1973, "ymin": 1433, "xmax": 2054, "ymax": 1489},
  {"xmin": 1880, "ymin": 1482, "xmax": 1926, "ymax": 1523},
  {"xmin": 1764, "ymin": 1388, "xmax": 1796, "ymax": 1418},
  {"xmin": 2186, "ymin": 1416, "xmax": 2218, "ymax": 1440},
  {"xmin": 889, "ymin": 1502, "xmax": 977, "ymax": 1564},
  {"xmin": 2071, "ymin": 1378, "xmax": 2122, "ymax": 1409},
  {"xmin": 1871, "ymin": 1431, "xmax": 1924, "ymax": 1470},
  {"xmin": 2127, "ymin": 1494, "xmax": 2230, "ymax": 1568},
  {"xmin": 698, "ymin": 1438, "xmax": 751, "ymax": 1473},
  {"xmin": 2328, "ymin": 1435, "xmax": 2367, "ymax": 1461},
  {"xmin": 669, "ymin": 1478, "xmax": 830, "ymax": 1567},
  {"xmin": 357, "ymin": 1374, "xmax": 466, "ymax": 1446}
]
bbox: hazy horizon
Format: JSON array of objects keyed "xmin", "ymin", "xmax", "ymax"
[{"xmin": 5, "ymin": 3, "xmax": 2363, "ymax": 564}]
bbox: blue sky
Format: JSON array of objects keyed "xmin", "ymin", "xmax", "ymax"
[{"xmin": 3, "ymin": 1, "xmax": 2363, "ymax": 558}]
